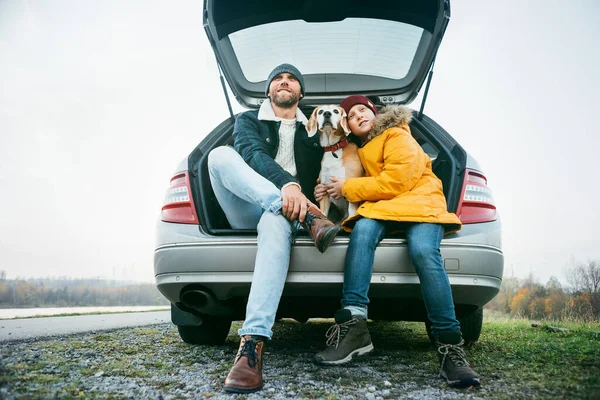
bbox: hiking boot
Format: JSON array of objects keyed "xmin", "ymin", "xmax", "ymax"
[
  {"xmin": 314, "ymin": 309, "xmax": 374, "ymax": 365},
  {"xmin": 301, "ymin": 204, "xmax": 341, "ymax": 253},
  {"xmin": 223, "ymin": 335, "xmax": 264, "ymax": 393},
  {"xmin": 436, "ymin": 331, "xmax": 480, "ymax": 388}
]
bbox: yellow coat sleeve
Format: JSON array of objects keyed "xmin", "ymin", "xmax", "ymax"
[{"xmin": 342, "ymin": 127, "xmax": 426, "ymax": 202}]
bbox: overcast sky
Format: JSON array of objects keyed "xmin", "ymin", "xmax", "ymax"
[{"xmin": 1, "ymin": 0, "xmax": 599, "ymax": 284}]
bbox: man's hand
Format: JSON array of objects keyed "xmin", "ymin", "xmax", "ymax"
[
  {"xmin": 326, "ymin": 177, "xmax": 345, "ymax": 200},
  {"xmin": 281, "ymin": 184, "xmax": 309, "ymax": 222}
]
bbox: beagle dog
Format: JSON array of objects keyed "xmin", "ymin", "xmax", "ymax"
[{"xmin": 307, "ymin": 105, "xmax": 364, "ymax": 222}]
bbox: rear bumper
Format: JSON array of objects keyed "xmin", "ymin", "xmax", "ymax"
[
  {"xmin": 156, "ymin": 270, "xmax": 501, "ymax": 306},
  {"xmin": 155, "ymin": 241, "xmax": 502, "ymax": 310},
  {"xmin": 154, "ymin": 220, "xmax": 503, "ymax": 319}
]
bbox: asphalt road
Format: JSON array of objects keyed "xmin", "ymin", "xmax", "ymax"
[{"xmin": 0, "ymin": 311, "xmax": 171, "ymax": 343}]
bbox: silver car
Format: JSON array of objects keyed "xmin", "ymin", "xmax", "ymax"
[{"xmin": 154, "ymin": 0, "xmax": 503, "ymax": 345}]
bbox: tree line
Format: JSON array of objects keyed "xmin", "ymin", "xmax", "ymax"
[
  {"xmin": 0, "ymin": 273, "xmax": 169, "ymax": 307},
  {"xmin": 2, "ymin": 260, "xmax": 598, "ymax": 319},
  {"xmin": 486, "ymin": 260, "xmax": 600, "ymax": 321}
]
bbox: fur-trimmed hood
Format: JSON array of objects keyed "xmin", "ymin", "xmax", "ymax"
[
  {"xmin": 363, "ymin": 105, "xmax": 413, "ymax": 144},
  {"xmin": 341, "ymin": 103, "xmax": 461, "ymax": 233}
]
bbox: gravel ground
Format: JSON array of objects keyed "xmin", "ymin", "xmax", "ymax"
[{"xmin": 0, "ymin": 320, "xmax": 498, "ymax": 399}]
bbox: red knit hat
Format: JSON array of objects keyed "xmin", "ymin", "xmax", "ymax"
[{"xmin": 340, "ymin": 95, "xmax": 379, "ymax": 116}]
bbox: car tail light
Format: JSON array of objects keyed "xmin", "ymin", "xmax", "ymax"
[
  {"xmin": 456, "ymin": 169, "xmax": 497, "ymax": 224},
  {"xmin": 161, "ymin": 171, "xmax": 199, "ymax": 224}
]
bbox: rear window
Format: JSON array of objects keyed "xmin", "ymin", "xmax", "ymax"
[{"xmin": 229, "ymin": 18, "xmax": 424, "ymax": 83}]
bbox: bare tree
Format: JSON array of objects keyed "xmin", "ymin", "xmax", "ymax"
[
  {"xmin": 566, "ymin": 260, "xmax": 600, "ymax": 317},
  {"xmin": 567, "ymin": 260, "xmax": 600, "ymax": 294}
]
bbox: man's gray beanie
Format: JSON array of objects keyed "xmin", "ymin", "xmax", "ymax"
[{"xmin": 265, "ymin": 63, "xmax": 305, "ymax": 97}]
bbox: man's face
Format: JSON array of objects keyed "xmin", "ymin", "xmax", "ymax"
[{"xmin": 268, "ymin": 72, "xmax": 302, "ymax": 108}]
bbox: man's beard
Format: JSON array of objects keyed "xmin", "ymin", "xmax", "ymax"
[{"xmin": 271, "ymin": 89, "xmax": 301, "ymax": 108}]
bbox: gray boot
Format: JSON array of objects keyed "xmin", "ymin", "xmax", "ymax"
[
  {"xmin": 314, "ymin": 309, "xmax": 374, "ymax": 365},
  {"xmin": 436, "ymin": 331, "xmax": 480, "ymax": 388}
]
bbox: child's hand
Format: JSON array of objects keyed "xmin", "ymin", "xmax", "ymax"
[
  {"xmin": 326, "ymin": 177, "xmax": 345, "ymax": 200},
  {"xmin": 314, "ymin": 183, "xmax": 328, "ymax": 202}
]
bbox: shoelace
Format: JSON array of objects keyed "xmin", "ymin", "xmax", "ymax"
[
  {"xmin": 437, "ymin": 340, "xmax": 469, "ymax": 373},
  {"xmin": 304, "ymin": 211, "xmax": 315, "ymax": 227},
  {"xmin": 325, "ymin": 319, "xmax": 357, "ymax": 349},
  {"xmin": 237, "ymin": 339, "xmax": 258, "ymax": 368}
]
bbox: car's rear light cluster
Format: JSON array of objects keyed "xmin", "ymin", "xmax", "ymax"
[
  {"xmin": 161, "ymin": 171, "xmax": 199, "ymax": 224},
  {"xmin": 456, "ymin": 169, "xmax": 497, "ymax": 224}
]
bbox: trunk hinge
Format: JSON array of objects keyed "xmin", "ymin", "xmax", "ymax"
[
  {"xmin": 217, "ymin": 62, "xmax": 234, "ymax": 119},
  {"xmin": 418, "ymin": 57, "xmax": 436, "ymax": 121}
]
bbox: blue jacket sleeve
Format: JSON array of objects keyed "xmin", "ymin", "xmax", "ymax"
[{"xmin": 233, "ymin": 112, "xmax": 299, "ymax": 190}]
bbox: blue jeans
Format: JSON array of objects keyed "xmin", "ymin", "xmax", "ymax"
[
  {"xmin": 342, "ymin": 218, "xmax": 461, "ymax": 335},
  {"xmin": 207, "ymin": 146, "xmax": 299, "ymax": 339}
]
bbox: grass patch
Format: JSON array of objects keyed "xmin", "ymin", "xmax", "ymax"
[
  {"xmin": 1, "ymin": 315, "xmax": 598, "ymax": 399},
  {"xmin": 471, "ymin": 318, "xmax": 600, "ymax": 398},
  {"xmin": 104, "ymin": 359, "xmax": 152, "ymax": 378},
  {"xmin": 263, "ymin": 317, "xmax": 600, "ymax": 399},
  {"xmin": 204, "ymin": 361, "xmax": 232, "ymax": 376}
]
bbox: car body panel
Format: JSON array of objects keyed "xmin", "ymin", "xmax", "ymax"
[
  {"xmin": 156, "ymin": 218, "xmax": 502, "ymax": 249},
  {"xmin": 155, "ymin": 240, "xmax": 502, "ymax": 278}
]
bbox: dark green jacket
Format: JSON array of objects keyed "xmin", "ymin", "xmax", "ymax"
[{"xmin": 233, "ymin": 110, "xmax": 323, "ymax": 204}]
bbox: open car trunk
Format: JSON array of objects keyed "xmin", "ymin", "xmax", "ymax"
[
  {"xmin": 192, "ymin": 0, "xmax": 459, "ymax": 233},
  {"xmin": 188, "ymin": 110, "xmax": 466, "ymax": 235},
  {"xmin": 203, "ymin": 0, "xmax": 450, "ymax": 107}
]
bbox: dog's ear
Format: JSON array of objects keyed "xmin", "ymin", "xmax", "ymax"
[
  {"xmin": 306, "ymin": 107, "xmax": 320, "ymax": 137},
  {"xmin": 340, "ymin": 107, "xmax": 351, "ymax": 135}
]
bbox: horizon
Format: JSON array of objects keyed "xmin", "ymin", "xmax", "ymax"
[{"xmin": 0, "ymin": 267, "xmax": 586, "ymax": 288}]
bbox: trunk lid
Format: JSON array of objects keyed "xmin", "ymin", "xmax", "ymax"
[{"xmin": 203, "ymin": 0, "xmax": 450, "ymax": 108}]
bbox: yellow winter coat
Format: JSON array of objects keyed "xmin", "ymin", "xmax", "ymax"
[{"xmin": 342, "ymin": 105, "xmax": 461, "ymax": 233}]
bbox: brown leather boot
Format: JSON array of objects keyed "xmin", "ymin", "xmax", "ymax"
[
  {"xmin": 302, "ymin": 205, "xmax": 341, "ymax": 253},
  {"xmin": 223, "ymin": 335, "xmax": 264, "ymax": 393}
]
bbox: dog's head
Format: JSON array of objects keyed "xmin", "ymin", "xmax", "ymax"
[{"xmin": 306, "ymin": 105, "xmax": 350, "ymax": 138}]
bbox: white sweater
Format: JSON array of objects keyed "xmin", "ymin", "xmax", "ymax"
[
  {"xmin": 274, "ymin": 118, "xmax": 297, "ymax": 178},
  {"xmin": 257, "ymin": 99, "xmax": 309, "ymax": 188}
]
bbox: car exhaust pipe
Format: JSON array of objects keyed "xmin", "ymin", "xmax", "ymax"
[{"xmin": 180, "ymin": 289, "xmax": 231, "ymax": 316}]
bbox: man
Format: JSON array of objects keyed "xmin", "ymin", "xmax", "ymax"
[{"xmin": 207, "ymin": 63, "xmax": 340, "ymax": 394}]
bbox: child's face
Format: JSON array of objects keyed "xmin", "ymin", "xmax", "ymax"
[{"xmin": 347, "ymin": 104, "xmax": 376, "ymax": 140}]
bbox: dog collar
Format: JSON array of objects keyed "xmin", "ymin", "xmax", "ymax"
[{"xmin": 323, "ymin": 138, "xmax": 349, "ymax": 154}]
